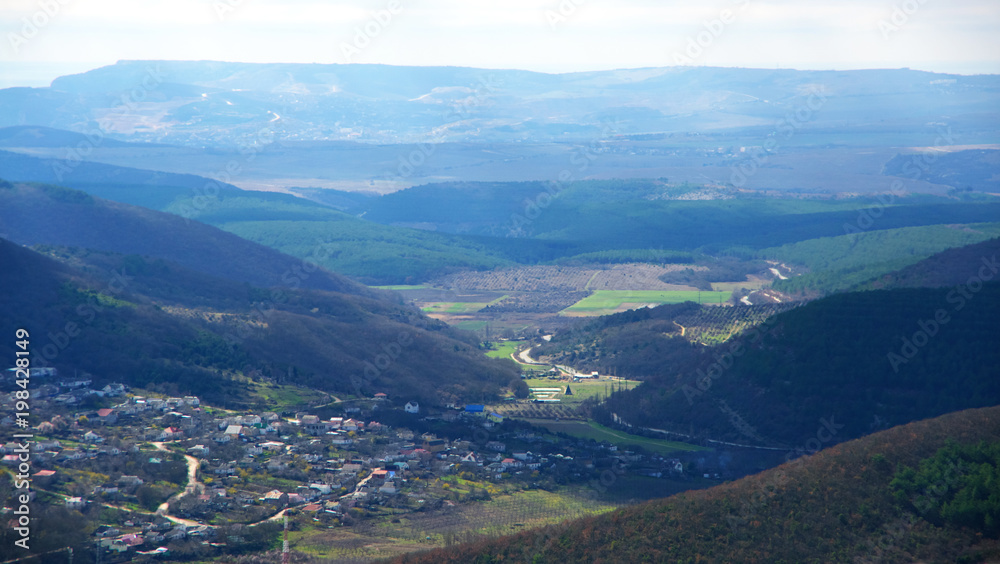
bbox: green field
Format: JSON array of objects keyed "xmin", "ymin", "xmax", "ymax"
[
  {"xmin": 422, "ymin": 295, "xmax": 509, "ymax": 315},
  {"xmin": 454, "ymin": 320, "xmax": 490, "ymax": 332},
  {"xmin": 246, "ymin": 381, "xmax": 330, "ymax": 409},
  {"xmin": 373, "ymin": 284, "xmax": 430, "ymax": 291},
  {"xmin": 485, "ymin": 340, "xmax": 522, "ymax": 360},
  {"xmin": 422, "ymin": 302, "xmax": 492, "ymax": 314},
  {"xmin": 289, "ymin": 487, "xmax": 618, "ymax": 561},
  {"xmin": 529, "ymin": 420, "xmax": 707, "ymax": 455},
  {"xmin": 563, "ymin": 290, "xmax": 732, "ymax": 316},
  {"xmin": 521, "ymin": 377, "xmax": 640, "ymax": 404}
]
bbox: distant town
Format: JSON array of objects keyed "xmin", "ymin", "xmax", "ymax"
[{"xmin": 1, "ymin": 368, "xmax": 726, "ymax": 560}]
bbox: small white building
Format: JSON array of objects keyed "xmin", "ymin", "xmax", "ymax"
[{"xmin": 404, "ymin": 402, "xmax": 420, "ymax": 414}]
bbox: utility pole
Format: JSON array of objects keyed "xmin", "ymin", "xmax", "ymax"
[{"xmin": 282, "ymin": 513, "xmax": 289, "ymax": 564}]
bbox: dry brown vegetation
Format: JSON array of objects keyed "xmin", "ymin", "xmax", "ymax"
[{"xmin": 433, "ymin": 264, "xmax": 702, "ymax": 293}]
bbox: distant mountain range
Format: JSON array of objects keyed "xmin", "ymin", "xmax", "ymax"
[
  {"xmin": 3, "ymin": 61, "xmax": 998, "ymax": 192},
  {"xmin": 1, "ymin": 61, "xmax": 996, "ymax": 148}
]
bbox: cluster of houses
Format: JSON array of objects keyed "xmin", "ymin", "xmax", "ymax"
[
  {"xmin": 94, "ymin": 521, "xmax": 210, "ymax": 554},
  {"xmin": 0, "ymin": 376, "xmax": 709, "ymax": 559}
]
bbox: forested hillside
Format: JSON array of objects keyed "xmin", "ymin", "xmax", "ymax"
[
  {"xmin": 590, "ymin": 282, "xmax": 1000, "ymax": 447},
  {"xmin": 868, "ymin": 237, "xmax": 1000, "ymax": 290},
  {"xmin": 0, "ymin": 181, "xmax": 368, "ymax": 295},
  {"xmin": 0, "ymin": 238, "xmax": 521, "ymax": 407},
  {"xmin": 390, "ymin": 406, "xmax": 1000, "ymax": 564}
]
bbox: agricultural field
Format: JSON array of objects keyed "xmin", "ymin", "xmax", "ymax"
[
  {"xmin": 484, "ymin": 340, "xmax": 522, "ymax": 360},
  {"xmin": 376, "ymin": 263, "xmax": 761, "ymax": 335},
  {"xmin": 245, "ymin": 380, "xmax": 332, "ymax": 410},
  {"xmin": 710, "ymin": 276, "xmax": 770, "ymax": 293},
  {"xmin": 525, "ymin": 420, "xmax": 707, "ymax": 456},
  {"xmin": 422, "ymin": 299, "xmax": 505, "ymax": 315},
  {"xmin": 674, "ymin": 302, "xmax": 799, "ymax": 345},
  {"xmin": 384, "ymin": 287, "xmax": 510, "ymax": 321},
  {"xmin": 480, "ymin": 291, "xmax": 590, "ymax": 314},
  {"xmin": 433, "ymin": 263, "xmax": 702, "ymax": 292},
  {"xmin": 562, "ymin": 290, "xmax": 732, "ymax": 316},
  {"xmin": 515, "ymin": 377, "xmax": 642, "ymax": 405},
  {"xmin": 288, "ymin": 488, "xmax": 618, "ymax": 562},
  {"xmin": 497, "ymin": 403, "xmax": 584, "ymax": 421}
]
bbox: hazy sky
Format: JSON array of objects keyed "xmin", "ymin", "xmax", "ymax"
[{"xmin": 1, "ymin": 0, "xmax": 998, "ymax": 87}]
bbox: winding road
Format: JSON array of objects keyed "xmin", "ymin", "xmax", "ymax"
[{"xmin": 151, "ymin": 442, "xmax": 205, "ymax": 527}]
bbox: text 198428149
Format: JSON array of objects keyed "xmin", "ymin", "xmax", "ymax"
[{"xmin": 11, "ymin": 328, "xmax": 33, "ymax": 550}]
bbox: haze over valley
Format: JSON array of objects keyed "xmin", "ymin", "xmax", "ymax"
[{"xmin": 1, "ymin": 2, "xmax": 999, "ymax": 562}]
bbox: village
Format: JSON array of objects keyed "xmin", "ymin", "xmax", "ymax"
[{"xmin": 0, "ymin": 369, "xmax": 708, "ymax": 560}]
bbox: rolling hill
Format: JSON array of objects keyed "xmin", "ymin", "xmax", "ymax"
[
  {"xmin": 0, "ymin": 182, "xmax": 523, "ymax": 406},
  {"xmin": 362, "ymin": 180, "xmax": 1000, "ymax": 248},
  {"xmin": 0, "ymin": 152, "xmax": 524, "ymax": 284},
  {"xmin": 763, "ymin": 226, "xmax": 1000, "ymax": 295},
  {"xmin": 868, "ymin": 236, "xmax": 1000, "ymax": 290},
  {"xmin": 0, "ymin": 237, "xmax": 523, "ymax": 407},
  {"xmin": 2, "ymin": 64, "xmax": 998, "ymax": 193},
  {"xmin": 0, "ymin": 180, "xmax": 368, "ymax": 295},
  {"xmin": 389, "ymin": 406, "xmax": 1000, "ymax": 563},
  {"xmin": 535, "ymin": 248, "xmax": 1000, "ymax": 447},
  {"xmin": 4, "ymin": 61, "xmax": 998, "ymax": 147}
]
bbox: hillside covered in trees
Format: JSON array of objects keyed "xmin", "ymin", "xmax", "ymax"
[
  {"xmin": 586, "ymin": 282, "xmax": 1000, "ymax": 447},
  {"xmin": 0, "ymin": 206, "xmax": 522, "ymax": 407},
  {"xmin": 389, "ymin": 406, "xmax": 1000, "ymax": 564}
]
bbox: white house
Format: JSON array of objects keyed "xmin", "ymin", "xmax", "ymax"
[
  {"xmin": 310, "ymin": 483, "xmax": 332, "ymax": 495},
  {"xmin": 404, "ymin": 402, "xmax": 420, "ymax": 414},
  {"xmin": 65, "ymin": 496, "xmax": 85, "ymax": 509}
]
